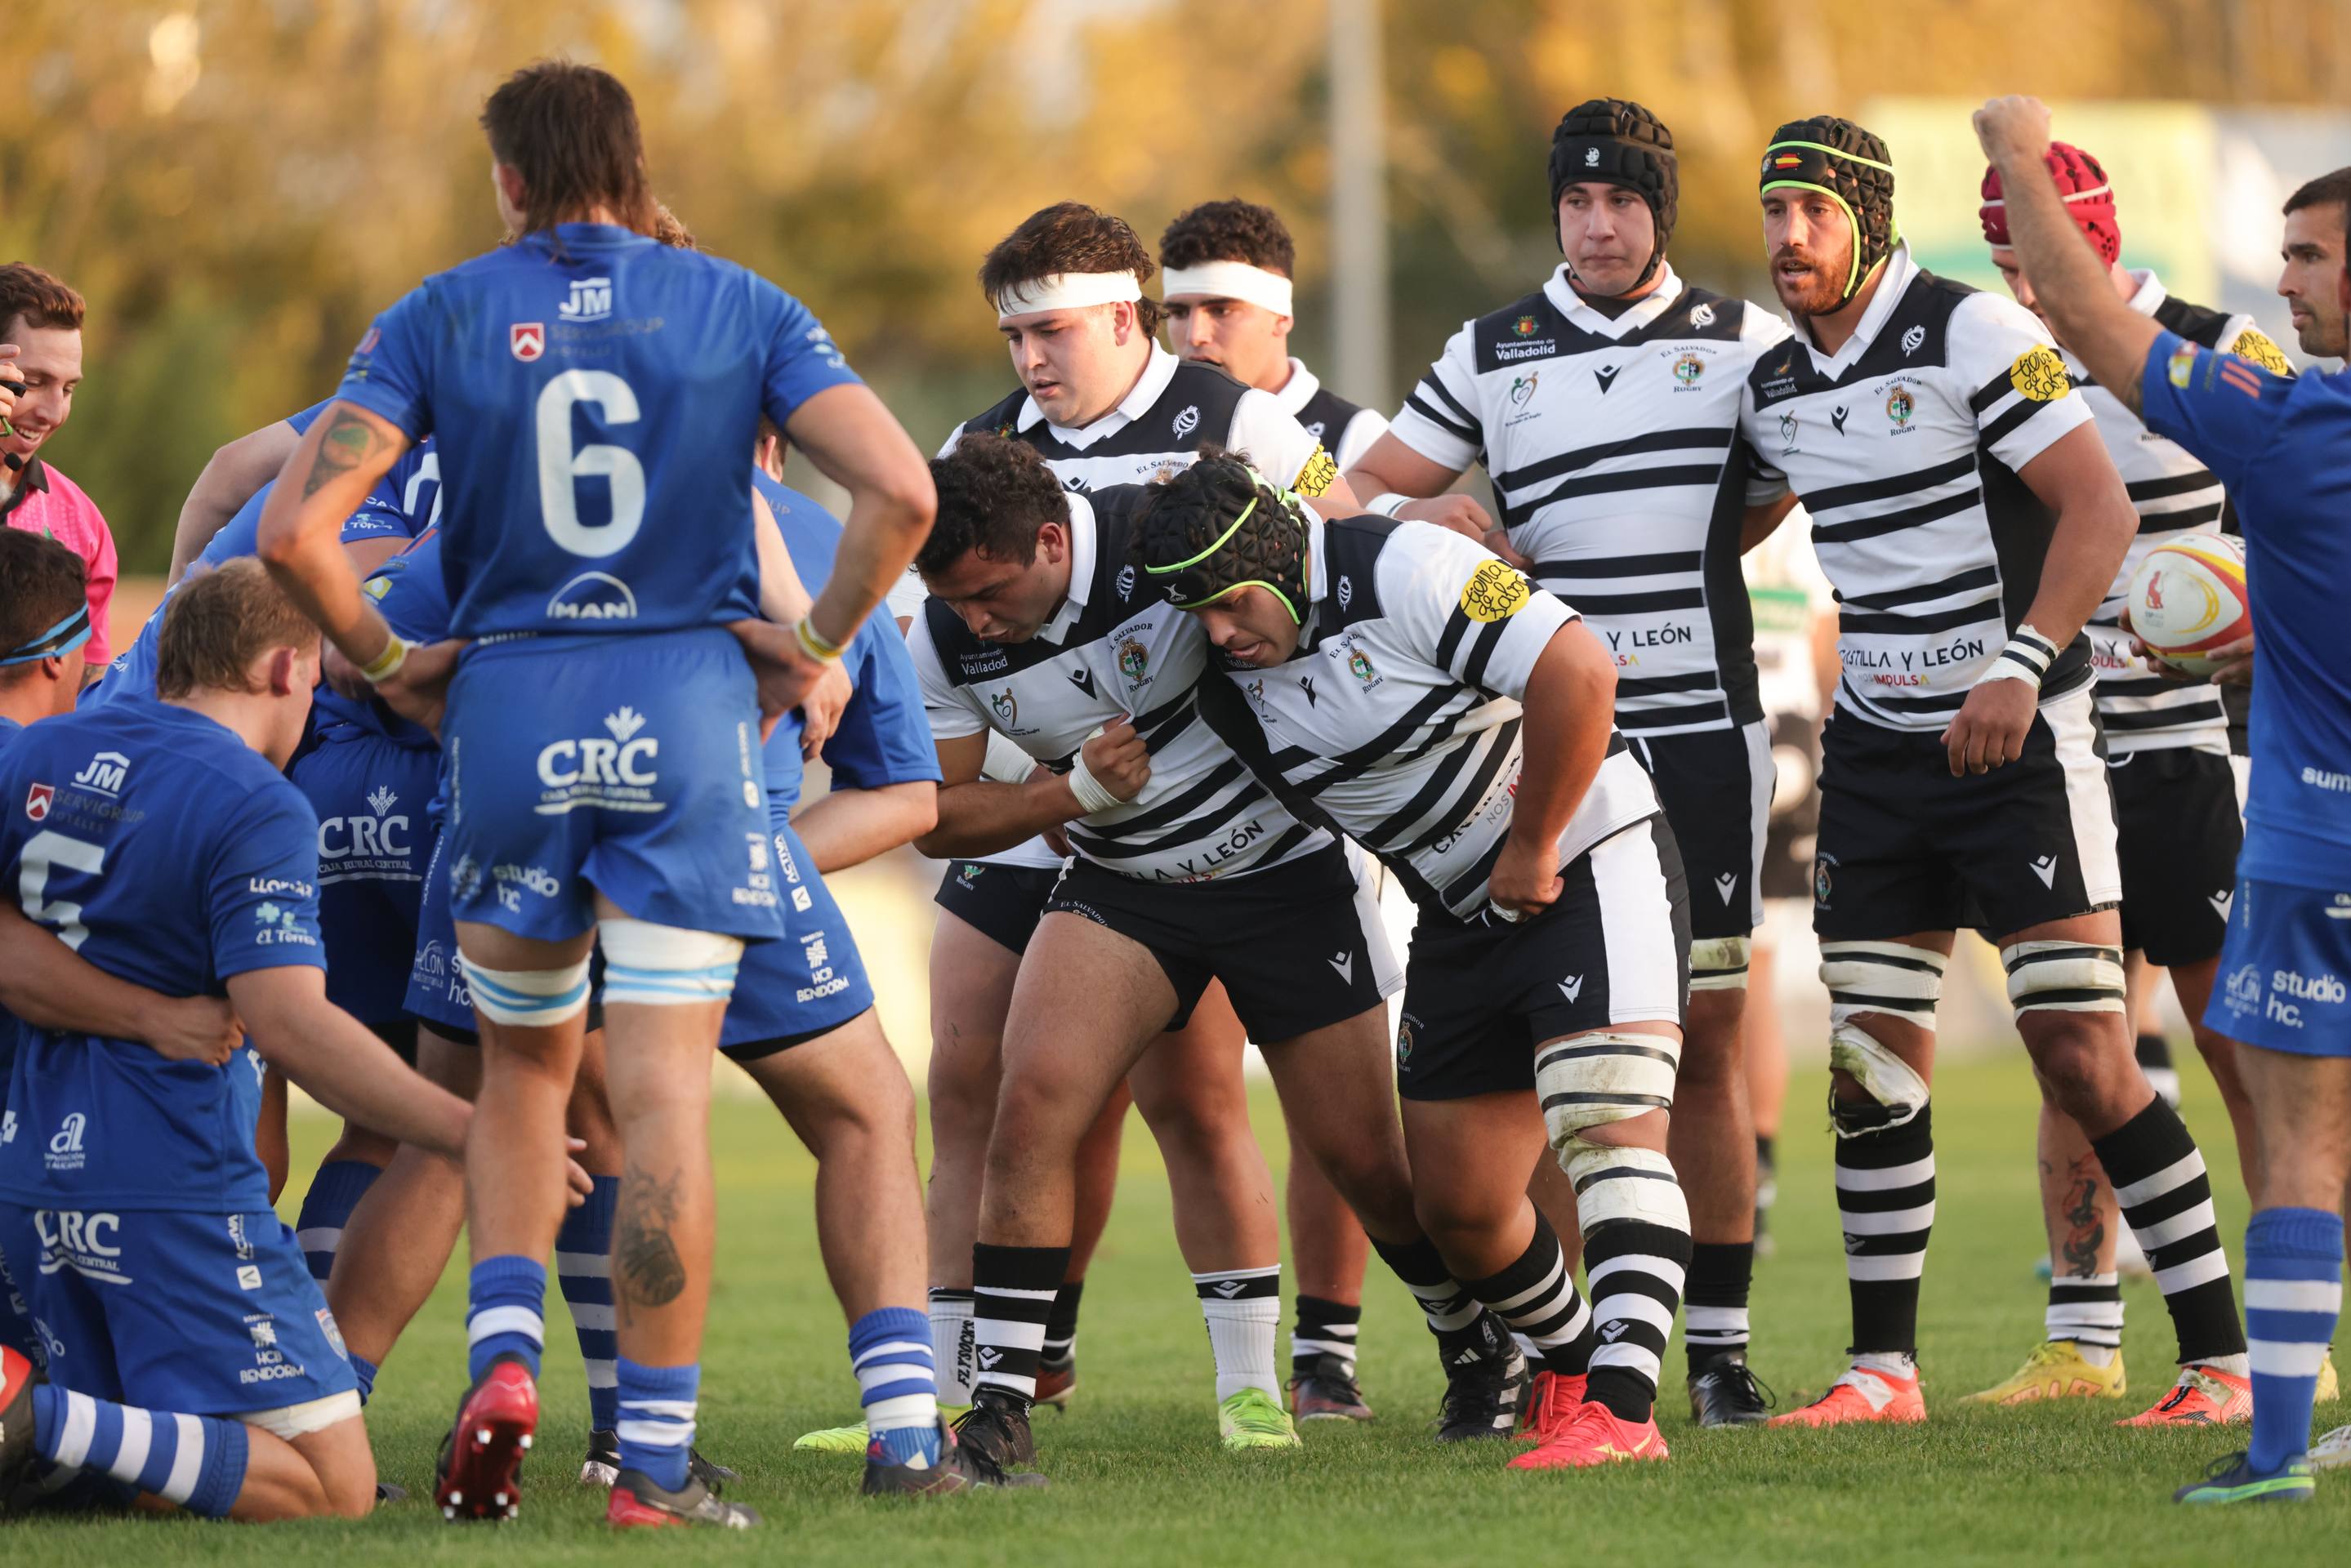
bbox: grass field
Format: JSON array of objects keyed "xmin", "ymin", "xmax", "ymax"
[{"xmin": 10, "ymin": 1055, "xmax": 2347, "ymax": 1564}]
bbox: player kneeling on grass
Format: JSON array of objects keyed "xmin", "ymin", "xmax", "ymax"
[
  {"xmin": 0, "ymin": 561, "xmax": 539, "ymax": 1521},
  {"xmin": 1135, "ymin": 453, "xmax": 1695, "ymax": 1469}
]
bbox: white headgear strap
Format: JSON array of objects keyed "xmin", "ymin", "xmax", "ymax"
[
  {"xmin": 1159, "ymin": 261, "xmax": 1295, "ymax": 318},
  {"xmin": 995, "ymin": 270, "xmax": 1144, "ymax": 323}
]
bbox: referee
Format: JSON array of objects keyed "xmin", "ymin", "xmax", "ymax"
[{"xmin": 1978, "ymin": 95, "xmax": 2351, "ymax": 1507}]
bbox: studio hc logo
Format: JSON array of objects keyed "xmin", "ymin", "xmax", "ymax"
[{"xmin": 71, "ymin": 751, "xmax": 129, "ymax": 797}]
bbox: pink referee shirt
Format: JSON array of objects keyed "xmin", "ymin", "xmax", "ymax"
[{"xmin": 0, "ymin": 457, "xmax": 117, "ymax": 666}]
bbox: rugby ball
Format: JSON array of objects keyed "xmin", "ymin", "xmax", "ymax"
[{"xmin": 2123, "ymin": 532, "xmax": 2250, "ymax": 676}]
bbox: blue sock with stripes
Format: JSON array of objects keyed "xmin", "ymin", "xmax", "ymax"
[
  {"xmin": 33, "ymin": 1385, "xmax": 250, "ymax": 1517},
  {"xmin": 294, "ymin": 1160, "xmax": 381, "ymax": 1282},
  {"xmin": 556, "ymin": 1176, "xmax": 621, "ymax": 1432},
  {"xmin": 851, "ymin": 1306, "xmax": 941, "ymax": 1468},
  {"xmin": 2244, "ymin": 1205, "xmax": 2344, "ymax": 1473},
  {"xmin": 616, "ymin": 1357, "xmax": 698, "ymax": 1491},
  {"xmin": 466, "ymin": 1254, "xmax": 547, "ymax": 1383}
]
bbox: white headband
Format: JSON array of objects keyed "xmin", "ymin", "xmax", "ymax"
[
  {"xmin": 1159, "ymin": 261, "xmax": 1295, "ymax": 318},
  {"xmin": 994, "ymin": 270, "xmax": 1144, "ymax": 323}
]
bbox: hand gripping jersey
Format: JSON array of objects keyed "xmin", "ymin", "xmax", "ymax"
[
  {"xmin": 2137, "ymin": 332, "xmax": 2351, "ymax": 893},
  {"xmin": 1739, "ymin": 243, "xmax": 2095, "ymax": 732},
  {"xmin": 0, "ymin": 699, "xmax": 325, "ymax": 1213},
  {"xmin": 944, "ymin": 342, "xmax": 1340, "ymax": 499},
  {"xmin": 335, "ymin": 223, "xmax": 860, "ymax": 638},
  {"xmin": 1391, "ymin": 264, "xmax": 1791, "ymax": 738},
  {"xmin": 906, "ymin": 486, "xmax": 1329, "ymax": 884},
  {"xmin": 2072, "ymin": 273, "xmax": 2283, "ymax": 756},
  {"xmin": 1203, "ymin": 515, "xmax": 1659, "ymax": 921}
]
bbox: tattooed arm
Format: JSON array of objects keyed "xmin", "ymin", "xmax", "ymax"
[{"xmin": 255, "ymin": 401, "xmax": 413, "ymax": 667}]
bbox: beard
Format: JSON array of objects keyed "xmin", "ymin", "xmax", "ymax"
[{"xmin": 1770, "ymin": 247, "xmax": 1852, "ymax": 319}]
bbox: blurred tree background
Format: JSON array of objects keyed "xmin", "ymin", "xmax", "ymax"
[{"xmin": 10, "ymin": 0, "xmax": 2351, "ymax": 568}]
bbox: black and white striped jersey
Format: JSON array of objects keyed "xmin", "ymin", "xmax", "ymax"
[
  {"xmin": 906, "ymin": 486, "xmax": 1328, "ymax": 885},
  {"xmin": 943, "ymin": 343, "xmax": 1340, "ymax": 498},
  {"xmin": 1738, "ymin": 244, "xmax": 2097, "ymax": 733},
  {"xmin": 1270, "ymin": 358, "xmax": 1388, "ymax": 470},
  {"xmin": 1203, "ymin": 515, "xmax": 1658, "ymax": 922},
  {"xmin": 2077, "ymin": 273, "xmax": 2285, "ymax": 756},
  {"xmin": 1389, "ymin": 264, "xmax": 1791, "ymax": 739}
]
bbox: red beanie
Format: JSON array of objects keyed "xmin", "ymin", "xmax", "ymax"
[{"xmin": 1979, "ymin": 141, "xmax": 2120, "ymax": 267}]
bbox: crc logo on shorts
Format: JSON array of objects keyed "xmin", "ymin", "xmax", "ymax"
[
  {"xmin": 546, "ymin": 571, "xmax": 639, "ymax": 622},
  {"xmin": 44, "ymin": 1113, "xmax": 87, "ymax": 1174},
  {"xmin": 33, "ymin": 1209, "xmax": 127, "ymax": 1285},
  {"xmin": 536, "ymin": 707, "xmax": 662, "ymax": 813},
  {"xmin": 318, "ymin": 786, "xmax": 411, "ymax": 876}
]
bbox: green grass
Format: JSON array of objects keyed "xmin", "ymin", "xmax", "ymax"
[{"xmin": 11, "ymin": 1057, "xmax": 2347, "ymax": 1563}]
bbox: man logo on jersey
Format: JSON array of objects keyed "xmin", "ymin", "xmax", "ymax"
[
  {"xmin": 547, "ymin": 570, "xmax": 640, "ymax": 621},
  {"xmin": 2009, "ymin": 345, "xmax": 2070, "ymax": 402},
  {"xmin": 1459, "ymin": 560, "xmax": 1531, "ymax": 623},
  {"xmin": 24, "ymin": 782, "xmax": 53, "ymax": 822},
  {"xmin": 1885, "ymin": 385, "xmax": 1916, "ymax": 430},
  {"xmin": 511, "ymin": 323, "xmax": 546, "ymax": 362},
  {"xmin": 1118, "ymin": 639, "xmax": 1150, "ymax": 684}
]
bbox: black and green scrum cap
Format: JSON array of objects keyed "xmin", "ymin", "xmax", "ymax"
[
  {"xmin": 1760, "ymin": 115, "xmax": 1899, "ymax": 304},
  {"xmin": 1137, "ymin": 461, "xmax": 1310, "ymax": 623}
]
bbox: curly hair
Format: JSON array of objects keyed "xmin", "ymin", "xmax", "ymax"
[
  {"xmin": 1158, "ymin": 200, "xmax": 1296, "ymax": 277},
  {"xmin": 979, "ymin": 202, "xmax": 1163, "ymax": 335},
  {"xmin": 920, "ymin": 434, "xmax": 1072, "ymax": 577}
]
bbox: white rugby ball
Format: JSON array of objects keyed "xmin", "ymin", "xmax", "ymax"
[{"xmin": 2123, "ymin": 532, "xmax": 2250, "ymax": 676}]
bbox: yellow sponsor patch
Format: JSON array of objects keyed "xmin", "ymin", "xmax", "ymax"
[
  {"xmin": 1459, "ymin": 559, "xmax": 1531, "ymax": 623},
  {"xmin": 2226, "ymin": 327, "xmax": 2291, "ymax": 377},
  {"xmin": 2008, "ymin": 345, "xmax": 2071, "ymax": 403},
  {"xmin": 1291, "ymin": 445, "xmax": 1338, "ymax": 498},
  {"xmin": 2167, "ymin": 341, "xmax": 2200, "ymax": 389},
  {"xmin": 364, "ymin": 576, "xmax": 393, "ymax": 600}
]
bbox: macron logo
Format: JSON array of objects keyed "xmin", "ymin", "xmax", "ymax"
[
  {"xmin": 1558, "ymin": 976, "xmax": 1584, "ymax": 1004},
  {"xmin": 2029, "ymin": 855, "xmax": 2058, "ymax": 889},
  {"xmin": 1714, "ymin": 872, "xmax": 1738, "ymax": 905},
  {"xmin": 1327, "ymin": 951, "xmax": 1354, "ymax": 984},
  {"xmin": 1593, "ymin": 366, "xmax": 1622, "ymax": 394}
]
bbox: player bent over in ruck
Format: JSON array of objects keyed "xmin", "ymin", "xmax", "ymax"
[
  {"xmin": 0, "ymin": 562, "xmax": 496, "ymax": 1520},
  {"xmin": 1738, "ymin": 116, "xmax": 2248, "ymax": 1428},
  {"xmin": 909, "ymin": 436, "xmax": 1528, "ymax": 1471},
  {"xmin": 1135, "ymin": 453, "xmax": 1696, "ymax": 1469}
]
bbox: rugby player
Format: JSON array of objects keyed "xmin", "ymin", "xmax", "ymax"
[
  {"xmin": 913, "ymin": 436, "xmax": 1520, "ymax": 1469},
  {"xmin": 1966, "ymin": 142, "xmax": 2282, "ymax": 1410},
  {"xmin": 1344, "ymin": 99, "xmax": 1794, "ymax": 1426},
  {"xmin": 1135, "ymin": 452, "xmax": 1693, "ymax": 1468},
  {"xmin": 255, "ymin": 62, "xmax": 934, "ymax": 1528},
  {"xmin": 0, "ymin": 562, "xmax": 485, "ymax": 1521},
  {"xmin": 716, "ymin": 445, "xmax": 1037, "ymax": 1493},
  {"xmin": 898, "ymin": 202, "xmax": 1378, "ymax": 1441},
  {"xmin": 1159, "ymin": 196, "xmax": 1394, "ymax": 1417},
  {"xmin": 1976, "ymin": 93, "xmax": 2351, "ymax": 1504},
  {"xmin": 0, "ymin": 533, "xmax": 246, "ymax": 1378},
  {"xmin": 1738, "ymin": 115, "xmax": 2248, "ymax": 1428}
]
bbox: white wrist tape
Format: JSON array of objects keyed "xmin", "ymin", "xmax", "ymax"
[
  {"xmin": 1980, "ymin": 622, "xmax": 2058, "ymax": 689},
  {"xmin": 1159, "ymin": 261, "xmax": 1295, "ymax": 318},
  {"xmin": 982, "ymin": 731, "xmax": 1037, "ymax": 786},
  {"xmin": 995, "ymin": 270, "xmax": 1143, "ymax": 322},
  {"xmin": 1367, "ymin": 492, "xmax": 1410, "ymax": 518},
  {"xmin": 1066, "ymin": 749, "xmax": 1126, "ymax": 815}
]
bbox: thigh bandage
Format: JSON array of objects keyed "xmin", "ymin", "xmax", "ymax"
[
  {"xmin": 1534, "ymin": 1031, "xmax": 1680, "ymax": 1154},
  {"xmin": 244, "ymin": 1389, "xmax": 363, "ymax": 1441},
  {"xmin": 1999, "ymin": 940, "xmax": 2126, "ymax": 1021},
  {"xmin": 599, "ymin": 918, "xmax": 745, "ymax": 1006},
  {"xmin": 457, "ymin": 955, "xmax": 593, "ymax": 1027},
  {"xmin": 1819, "ymin": 941, "xmax": 1947, "ymax": 1030},
  {"xmin": 1689, "ymin": 936, "xmax": 1751, "ymax": 992}
]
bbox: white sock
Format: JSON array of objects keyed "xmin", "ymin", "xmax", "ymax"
[
  {"xmin": 2193, "ymin": 1352, "xmax": 2251, "ymax": 1377},
  {"xmin": 1193, "ymin": 1266, "xmax": 1281, "ymax": 1402},
  {"xmin": 1853, "ymin": 1350, "xmax": 1916, "ymax": 1379},
  {"xmin": 928, "ymin": 1290, "xmax": 977, "ymax": 1406}
]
